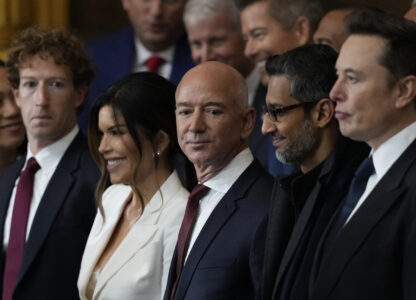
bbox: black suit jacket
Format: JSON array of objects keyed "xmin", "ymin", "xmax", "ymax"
[
  {"xmin": 0, "ymin": 132, "xmax": 99, "ymax": 300},
  {"xmin": 164, "ymin": 159, "xmax": 273, "ymax": 300},
  {"xmin": 309, "ymin": 138, "xmax": 416, "ymax": 300},
  {"xmin": 261, "ymin": 137, "xmax": 370, "ymax": 300}
]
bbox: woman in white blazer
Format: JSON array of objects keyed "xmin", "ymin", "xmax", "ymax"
[{"xmin": 78, "ymin": 73, "xmax": 196, "ymax": 300}]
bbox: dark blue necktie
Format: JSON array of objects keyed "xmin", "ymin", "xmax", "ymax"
[{"xmin": 333, "ymin": 156, "xmax": 374, "ymax": 233}]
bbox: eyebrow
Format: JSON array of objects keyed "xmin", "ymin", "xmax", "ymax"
[{"xmin": 176, "ymin": 101, "xmax": 226, "ymax": 108}]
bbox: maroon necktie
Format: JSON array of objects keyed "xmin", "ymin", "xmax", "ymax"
[
  {"xmin": 170, "ymin": 184, "xmax": 210, "ymax": 300},
  {"xmin": 2, "ymin": 157, "xmax": 40, "ymax": 300},
  {"xmin": 145, "ymin": 56, "xmax": 165, "ymax": 74}
]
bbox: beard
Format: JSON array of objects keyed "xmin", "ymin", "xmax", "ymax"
[{"xmin": 275, "ymin": 118, "xmax": 317, "ymax": 164}]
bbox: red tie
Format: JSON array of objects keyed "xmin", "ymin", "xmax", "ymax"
[
  {"xmin": 145, "ymin": 56, "xmax": 165, "ymax": 74},
  {"xmin": 2, "ymin": 157, "xmax": 40, "ymax": 300},
  {"xmin": 170, "ymin": 184, "xmax": 210, "ymax": 300}
]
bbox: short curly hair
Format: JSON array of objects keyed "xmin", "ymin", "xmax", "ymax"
[{"xmin": 6, "ymin": 27, "xmax": 96, "ymax": 90}]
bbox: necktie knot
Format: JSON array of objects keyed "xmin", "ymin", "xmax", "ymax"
[
  {"xmin": 188, "ymin": 184, "xmax": 209, "ymax": 203},
  {"xmin": 145, "ymin": 56, "xmax": 165, "ymax": 74},
  {"xmin": 25, "ymin": 157, "xmax": 40, "ymax": 174},
  {"xmin": 354, "ymin": 156, "xmax": 374, "ymax": 181}
]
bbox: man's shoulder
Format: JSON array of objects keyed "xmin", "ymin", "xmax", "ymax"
[
  {"xmin": 233, "ymin": 159, "xmax": 273, "ymax": 207},
  {"xmin": 86, "ymin": 27, "xmax": 134, "ymax": 52}
]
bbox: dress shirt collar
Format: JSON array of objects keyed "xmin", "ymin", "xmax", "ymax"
[
  {"xmin": 371, "ymin": 121, "xmax": 416, "ymax": 179},
  {"xmin": 25, "ymin": 125, "xmax": 79, "ymax": 174},
  {"xmin": 203, "ymin": 148, "xmax": 254, "ymax": 194},
  {"xmin": 135, "ymin": 37, "xmax": 175, "ymax": 67}
]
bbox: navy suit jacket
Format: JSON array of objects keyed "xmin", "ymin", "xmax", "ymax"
[
  {"xmin": 78, "ymin": 27, "xmax": 194, "ymax": 132},
  {"xmin": 0, "ymin": 133, "xmax": 99, "ymax": 300},
  {"xmin": 261, "ymin": 137, "xmax": 369, "ymax": 300},
  {"xmin": 310, "ymin": 138, "xmax": 416, "ymax": 300},
  {"xmin": 164, "ymin": 159, "xmax": 273, "ymax": 300}
]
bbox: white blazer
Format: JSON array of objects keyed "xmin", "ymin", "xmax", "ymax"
[{"xmin": 78, "ymin": 171, "xmax": 188, "ymax": 300}]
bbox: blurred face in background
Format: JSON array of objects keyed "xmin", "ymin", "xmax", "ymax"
[
  {"xmin": 122, "ymin": 0, "xmax": 187, "ymax": 52},
  {"xmin": 241, "ymin": 1, "xmax": 303, "ymax": 85},
  {"xmin": 313, "ymin": 9, "xmax": 352, "ymax": 52},
  {"xmin": 0, "ymin": 67, "xmax": 25, "ymax": 152},
  {"xmin": 185, "ymin": 10, "xmax": 253, "ymax": 77}
]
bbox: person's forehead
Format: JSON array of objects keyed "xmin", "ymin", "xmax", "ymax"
[
  {"xmin": 337, "ymin": 34, "xmax": 385, "ymax": 67},
  {"xmin": 187, "ymin": 10, "xmax": 238, "ymax": 34}
]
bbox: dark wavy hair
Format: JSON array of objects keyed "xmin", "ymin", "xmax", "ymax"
[
  {"xmin": 88, "ymin": 72, "xmax": 196, "ymax": 216},
  {"xmin": 5, "ymin": 27, "xmax": 96, "ymax": 113},
  {"xmin": 266, "ymin": 44, "xmax": 338, "ymax": 111}
]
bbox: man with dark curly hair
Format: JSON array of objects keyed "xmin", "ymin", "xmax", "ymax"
[{"xmin": 0, "ymin": 27, "xmax": 99, "ymax": 300}]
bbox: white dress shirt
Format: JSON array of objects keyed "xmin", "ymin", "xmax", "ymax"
[
  {"xmin": 347, "ymin": 121, "xmax": 416, "ymax": 223},
  {"xmin": 3, "ymin": 126, "xmax": 79, "ymax": 249},
  {"xmin": 132, "ymin": 37, "xmax": 174, "ymax": 79},
  {"xmin": 185, "ymin": 148, "xmax": 254, "ymax": 261}
]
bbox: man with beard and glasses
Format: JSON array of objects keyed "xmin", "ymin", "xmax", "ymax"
[{"xmin": 260, "ymin": 44, "xmax": 369, "ymax": 300}]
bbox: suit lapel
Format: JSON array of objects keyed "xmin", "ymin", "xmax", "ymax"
[
  {"xmin": 17, "ymin": 133, "xmax": 84, "ymax": 283},
  {"xmin": 175, "ymin": 161, "xmax": 261, "ymax": 299},
  {"xmin": 94, "ymin": 188, "xmax": 165, "ymax": 296},
  {"xmin": 0, "ymin": 158, "xmax": 25, "ymax": 249},
  {"xmin": 312, "ymin": 139, "xmax": 416, "ymax": 300}
]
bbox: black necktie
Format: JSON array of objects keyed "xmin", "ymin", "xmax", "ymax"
[{"xmin": 333, "ymin": 156, "xmax": 374, "ymax": 233}]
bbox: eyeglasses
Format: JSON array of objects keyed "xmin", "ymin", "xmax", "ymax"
[{"xmin": 262, "ymin": 101, "xmax": 319, "ymax": 122}]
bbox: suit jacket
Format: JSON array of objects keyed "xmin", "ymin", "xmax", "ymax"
[
  {"xmin": 309, "ymin": 138, "xmax": 416, "ymax": 300},
  {"xmin": 0, "ymin": 132, "xmax": 99, "ymax": 300},
  {"xmin": 261, "ymin": 137, "xmax": 370, "ymax": 300},
  {"xmin": 164, "ymin": 159, "xmax": 273, "ymax": 300},
  {"xmin": 78, "ymin": 28, "xmax": 194, "ymax": 133},
  {"xmin": 78, "ymin": 171, "xmax": 188, "ymax": 300}
]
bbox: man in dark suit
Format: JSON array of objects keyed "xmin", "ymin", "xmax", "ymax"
[
  {"xmin": 260, "ymin": 44, "xmax": 369, "ymax": 300},
  {"xmin": 0, "ymin": 27, "xmax": 99, "ymax": 300},
  {"xmin": 78, "ymin": 0, "xmax": 194, "ymax": 133},
  {"xmin": 164, "ymin": 61, "xmax": 273, "ymax": 300},
  {"xmin": 309, "ymin": 10, "xmax": 416, "ymax": 299}
]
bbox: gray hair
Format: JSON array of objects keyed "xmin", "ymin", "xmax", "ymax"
[
  {"xmin": 269, "ymin": 0, "xmax": 324, "ymax": 31},
  {"xmin": 183, "ymin": 0, "xmax": 241, "ymax": 31}
]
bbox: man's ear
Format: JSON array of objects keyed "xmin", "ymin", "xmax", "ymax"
[
  {"xmin": 311, "ymin": 98, "xmax": 335, "ymax": 128},
  {"xmin": 293, "ymin": 16, "xmax": 313, "ymax": 46},
  {"xmin": 241, "ymin": 107, "xmax": 256, "ymax": 140},
  {"xmin": 394, "ymin": 75, "xmax": 416, "ymax": 109}
]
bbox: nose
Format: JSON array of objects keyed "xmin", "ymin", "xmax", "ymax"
[
  {"xmin": 149, "ymin": 0, "xmax": 163, "ymax": 17},
  {"xmin": 2, "ymin": 97, "xmax": 20, "ymax": 119},
  {"xmin": 261, "ymin": 114, "xmax": 276, "ymax": 136},
  {"xmin": 329, "ymin": 77, "xmax": 344, "ymax": 103},
  {"xmin": 194, "ymin": 44, "xmax": 214, "ymax": 64},
  {"xmin": 244, "ymin": 39, "xmax": 257, "ymax": 61},
  {"xmin": 98, "ymin": 134, "xmax": 110, "ymax": 154},
  {"xmin": 188, "ymin": 109, "xmax": 206, "ymax": 132},
  {"xmin": 34, "ymin": 83, "xmax": 49, "ymax": 107}
]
